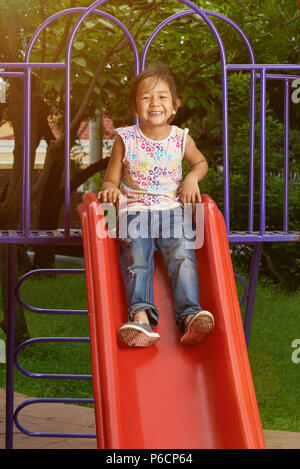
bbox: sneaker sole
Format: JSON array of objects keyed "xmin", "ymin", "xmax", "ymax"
[
  {"xmin": 119, "ymin": 324, "xmax": 160, "ymax": 347},
  {"xmin": 180, "ymin": 311, "xmax": 215, "ymax": 347}
]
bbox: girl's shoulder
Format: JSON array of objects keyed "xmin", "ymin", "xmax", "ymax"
[
  {"xmin": 172, "ymin": 125, "xmax": 189, "ymax": 137},
  {"xmin": 114, "ymin": 125, "xmax": 138, "ymax": 140}
]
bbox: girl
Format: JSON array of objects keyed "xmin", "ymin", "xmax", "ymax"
[{"xmin": 98, "ymin": 64, "xmax": 214, "ymax": 347}]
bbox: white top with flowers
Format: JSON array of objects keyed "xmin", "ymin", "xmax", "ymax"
[{"xmin": 115, "ymin": 124, "xmax": 189, "ymax": 212}]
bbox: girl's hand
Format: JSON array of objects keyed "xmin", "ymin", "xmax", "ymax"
[
  {"xmin": 181, "ymin": 174, "xmax": 201, "ymax": 213},
  {"xmin": 98, "ymin": 188, "xmax": 123, "ymax": 204}
]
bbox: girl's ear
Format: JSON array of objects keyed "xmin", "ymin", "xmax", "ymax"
[
  {"xmin": 175, "ymin": 98, "xmax": 181, "ymax": 111},
  {"xmin": 171, "ymin": 99, "xmax": 181, "ymax": 119}
]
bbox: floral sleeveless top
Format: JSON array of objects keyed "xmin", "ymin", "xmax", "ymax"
[{"xmin": 115, "ymin": 125, "xmax": 189, "ymax": 212}]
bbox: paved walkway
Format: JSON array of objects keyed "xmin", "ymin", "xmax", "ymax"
[
  {"xmin": 0, "ymin": 390, "xmax": 97, "ymax": 449},
  {"xmin": 1, "ymin": 389, "xmax": 300, "ymax": 449}
]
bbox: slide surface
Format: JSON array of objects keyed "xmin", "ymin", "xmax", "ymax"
[{"xmin": 78, "ymin": 193, "xmax": 265, "ymax": 449}]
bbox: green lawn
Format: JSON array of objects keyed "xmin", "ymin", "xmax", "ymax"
[
  {"xmin": 239, "ymin": 277, "xmax": 300, "ymax": 432},
  {"xmin": 0, "ymin": 268, "xmax": 299, "ymax": 431}
]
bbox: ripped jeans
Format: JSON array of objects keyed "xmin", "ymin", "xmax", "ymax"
[{"xmin": 117, "ymin": 207, "xmax": 202, "ymax": 332}]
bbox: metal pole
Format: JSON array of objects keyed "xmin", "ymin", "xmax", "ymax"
[
  {"xmin": 248, "ymin": 70, "xmax": 256, "ymax": 231},
  {"xmin": 243, "ymin": 243, "xmax": 263, "ymax": 346},
  {"xmin": 260, "ymin": 69, "xmax": 266, "ymax": 235},
  {"xmin": 283, "ymin": 79, "xmax": 290, "ymax": 232},
  {"xmin": 24, "ymin": 68, "xmax": 32, "ymax": 236},
  {"xmin": 5, "ymin": 244, "xmax": 16, "ymax": 449}
]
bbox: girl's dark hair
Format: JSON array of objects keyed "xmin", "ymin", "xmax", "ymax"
[{"xmin": 130, "ymin": 63, "xmax": 179, "ymax": 110}]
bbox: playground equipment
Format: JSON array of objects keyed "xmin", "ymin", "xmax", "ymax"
[{"xmin": 1, "ymin": 0, "xmax": 299, "ymax": 449}]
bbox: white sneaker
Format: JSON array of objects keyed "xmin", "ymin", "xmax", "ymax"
[
  {"xmin": 180, "ymin": 311, "xmax": 214, "ymax": 346},
  {"xmin": 118, "ymin": 321, "xmax": 160, "ymax": 347}
]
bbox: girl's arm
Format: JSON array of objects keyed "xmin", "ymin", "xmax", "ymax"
[
  {"xmin": 181, "ymin": 134, "xmax": 208, "ymax": 210},
  {"xmin": 98, "ymin": 134, "xmax": 125, "ymax": 204}
]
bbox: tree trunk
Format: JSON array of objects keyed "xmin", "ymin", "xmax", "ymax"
[
  {"xmin": 33, "ymin": 141, "xmax": 64, "ymax": 268},
  {"xmin": 0, "ymin": 82, "xmax": 40, "ymax": 343},
  {"xmin": 0, "ymin": 245, "xmax": 30, "ymax": 347}
]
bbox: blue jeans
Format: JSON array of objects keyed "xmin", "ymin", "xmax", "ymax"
[{"xmin": 117, "ymin": 207, "xmax": 202, "ymax": 332}]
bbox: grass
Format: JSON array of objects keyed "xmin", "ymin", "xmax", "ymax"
[
  {"xmin": 0, "ymin": 271, "xmax": 93, "ymax": 401},
  {"xmin": 238, "ymin": 276, "xmax": 300, "ymax": 432},
  {"xmin": 0, "ymin": 266, "xmax": 299, "ymax": 432}
]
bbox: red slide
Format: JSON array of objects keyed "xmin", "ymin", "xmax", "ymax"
[{"xmin": 77, "ymin": 193, "xmax": 265, "ymax": 449}]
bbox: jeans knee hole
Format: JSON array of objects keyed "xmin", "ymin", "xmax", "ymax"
[{"xmin": 126, "ymin": 267, "xmax": 136, "ymax": 278}]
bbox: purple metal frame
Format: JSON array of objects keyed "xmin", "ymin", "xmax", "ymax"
[
  {"xmin": 5, "ymin": 259, "xmax": 96, "ymax": 447},
  {"xmin": 2, "ymin": 0, "xmax": 299, "ymax": 449}
]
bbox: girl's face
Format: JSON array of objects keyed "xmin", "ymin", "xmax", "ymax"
[{"xmin": 134, "ymin": 76, "xmax": 178, "ymax": 128}]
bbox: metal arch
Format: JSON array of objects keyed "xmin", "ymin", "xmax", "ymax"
[
  {"xmin": 25, "ymin": 7, "xmax": 139, "ymax": 68},
  {"xmin": 140, "ymin": 3, "xmax": 257, "ymax": 234},
  {"xmin": 15, "ymin": 337, "xmax": 91, "ymax": 380},
  {"xmin": 63, "ymin": 1, "xmax": 140, "ymax": 232},
  {"xmin": 14, "ymin": 398, "xmax": 95, "ymax": 439},
  {"xmin": 140, "ymin": 5, "xmax": 258, "ymax": 234},
  {"xmin": 23, "ymin": 4, "xmax": 139, "ymax": 236},
  {"xmin": 15, "ymin": 268, "xmax": 87, "ymax": 315},
  {"xmin": 141, "ymin": 9, "xmax": 256, "ymax": 69}
]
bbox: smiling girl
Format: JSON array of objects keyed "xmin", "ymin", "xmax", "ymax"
[{"xmin": 98, "ymin": 64, "xmax": 214, "ymax": 347}]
